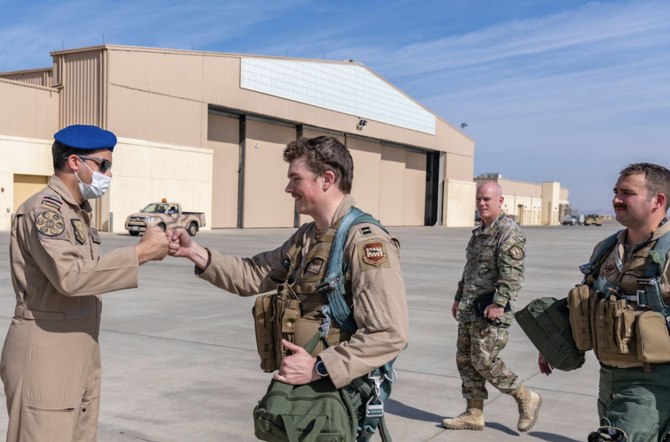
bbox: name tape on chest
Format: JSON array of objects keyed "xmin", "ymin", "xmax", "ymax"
[
  {"xmin": 304, "ymin": 258, "xmax": 325, "ymax": 276},
  {"xmin": 35, "ymin": 211, "xmax": 66, "ymax": 238},
  {"xmin": 603, "ymin": 258, "xmax": 617, "ymax": 276}
]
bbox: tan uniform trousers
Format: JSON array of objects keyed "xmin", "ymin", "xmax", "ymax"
[{"xmin": 1, "ymin": 301, "xmax": 102, "ymax": 442}]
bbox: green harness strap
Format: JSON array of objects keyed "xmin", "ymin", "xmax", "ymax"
[{"xmin": 316, "ymin": 207, "xmax": 396, "ymax": 442}]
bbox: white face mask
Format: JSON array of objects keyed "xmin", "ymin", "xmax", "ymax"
[{"xmin": 75, "ymin": 157, "xmax": 112, "ymax": 200}]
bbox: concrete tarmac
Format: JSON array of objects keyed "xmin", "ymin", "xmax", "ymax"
[{"xmin": 0, "ymin": 222, "xmax": 622, "ymax": 441}]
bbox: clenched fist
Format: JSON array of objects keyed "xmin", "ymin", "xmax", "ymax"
[{"xmin": 135, "ymin": 226, "xmax": 169, "ymax": 265}]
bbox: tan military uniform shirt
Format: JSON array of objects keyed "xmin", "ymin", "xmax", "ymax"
[
  {"xmin": 10, "ymin": 175, "xmax": 139, "ymax": 317},
  {"xmin": 196, "ymin": 195, "xmax": 409, "ymax": 388}
]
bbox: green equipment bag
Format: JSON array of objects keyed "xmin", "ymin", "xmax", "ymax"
[
  {"xmin": 254, "ymin": 378, "xmax": 357, "ymax": 442},
  {"xmin": 515, "ymin": 297, "xmax": 586, "ymax": 371},
  {"xmin": 253, "ymin": 332, "xmax": 358, "ymax": 442}
]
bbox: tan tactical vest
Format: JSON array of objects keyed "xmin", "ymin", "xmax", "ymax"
[
  {"xmin": 253, "ymin": 219, "xmax": 353, "ymax": 372},
  {"xmin": 591, "ymin": 237, "xmax": 670, "ymax": 368}
]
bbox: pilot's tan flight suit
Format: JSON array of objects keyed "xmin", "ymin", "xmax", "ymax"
[
  {"xmin": 1, "ymin": 175, "xmax": 139, "ymax": 442},
  {"xmin": 196, "ymin": 195, "xmax": 409, "ymax": 388}
]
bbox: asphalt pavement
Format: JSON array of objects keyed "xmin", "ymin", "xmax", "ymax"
[{"xmin": 0, "ymin": 221, "xmax": 621, "ymax": 441}]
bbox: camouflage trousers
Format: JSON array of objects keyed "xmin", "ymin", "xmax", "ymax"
[{"xmin": 456, "ymin": 320, "xmax": 521, "ymax": 400}]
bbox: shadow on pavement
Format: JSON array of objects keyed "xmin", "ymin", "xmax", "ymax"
[
  {"xmin": 528, "ymin": 431, "xmax": 582, "ymax": 442},
  {"xmin": 385, "ymin": 399, "xmax": 445, "ymax": 423},
  {"xmin": 486, "ymin": 422, "xmax": 518, "ymax": 436}
]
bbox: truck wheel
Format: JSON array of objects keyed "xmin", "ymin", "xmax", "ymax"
[
  {"xmin": 129, "ymin": 231, "xmax": 140, "ymax": 237},
  {"xmin": 187, "ymin": 222, "xmax": 198, "ymax": 237},
  {"xmin": 158, "ymin": 223, "xmax": 166, "ymax": 232}
]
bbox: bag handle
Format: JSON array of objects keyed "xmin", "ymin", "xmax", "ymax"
[{"xmin": 279, "ymin": 414, "xmax": 327, "ymax": 442}]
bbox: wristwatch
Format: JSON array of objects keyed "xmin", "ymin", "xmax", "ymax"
[{"xmin": 315, "ymin": 357, "xmax": 329, "ymax": 377}]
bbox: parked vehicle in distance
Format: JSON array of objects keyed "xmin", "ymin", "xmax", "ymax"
[
  {"xmin": 584, "ymin": 214, "xmax": 604, "ymax": 227},
  {"xmin": 125, "ymin": 199, "xmax": 206, "ymax": 236},
  {"xmin": 562, "ymin": 215, "xmax": 577, "ymax": 226}
]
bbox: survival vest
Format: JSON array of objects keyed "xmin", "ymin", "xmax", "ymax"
[{"xmin": 252, "ymin": 207, "xmax": 398, "ymax": 442}]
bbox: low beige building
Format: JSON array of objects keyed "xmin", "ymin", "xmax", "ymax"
[
  {"xmin": 0, "ymin": 45, "xmax": 476, "ymax": 231},
  {"xmin": 474, "ymin": 174, "xmax": 570, "ymax": 226}
]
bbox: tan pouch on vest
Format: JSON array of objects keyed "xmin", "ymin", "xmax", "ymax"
[
  {"xmin": 636, "ymin": 311, "xmax": 670, "ymax": 363},
  {"xmin": 594, "ymin": 298, "xmax": 644, "ymax": 366},
  {"xmin": 253, "ymin": 294, "xmax": 277, "ymax": 372},
  {"xmin": 568, "ymin": 284, "xmax": 594, "ymax": 351}
]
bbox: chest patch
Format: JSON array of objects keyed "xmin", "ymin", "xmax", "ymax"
[
  {"xmin": 35, "ymin": 211, "xmax": 66, "ymax": 237},
  {"xmin": 71, "ymin": 219, "xmax": 87, "ymax": 245},
  {"xmin": 508, "ymin": 245, "xmax": 524, "ymax": 261},
  {"xmin": 304, "ymin": 258, "xmax": 325, "ymax": 276},
  {"xmin": 603, "ymin": 258, "xmax": 617, "ymax": 276},
  {"xmin": 362, "ymin": 242, "xmax": 387, "ymax": 266},
  {"xmin": 90, "ymin": 228, "xmax": 101, "ymax": 244}
]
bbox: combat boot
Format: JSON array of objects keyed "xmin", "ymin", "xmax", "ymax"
[
  {"xmin": 511, "ymin": 384, "xmax": 542, "ymax": 432},
  {"xmin": 441, "ymin": 399, "xmax": 484, "ymax": 431}
]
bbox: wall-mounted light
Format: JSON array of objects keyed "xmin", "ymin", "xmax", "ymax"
[
  {"xmin": 255, "ymin": 143, "xmax": 260, "ymax": 149},
  {"xmin": 356, "ymin": 119, "xmax": 368, "ymax": 130},
  {"xmin": 460, "ymin": 123, "xmax": 468, "ymax": 131}
]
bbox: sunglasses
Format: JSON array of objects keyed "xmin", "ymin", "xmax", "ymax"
[{"xmin": 68, "ymin": 155, "xmax": 113, "ymax": 173}]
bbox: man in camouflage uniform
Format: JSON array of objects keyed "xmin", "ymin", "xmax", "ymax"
[{"xmin": 443, "ymin": 182, "xmax": 541, "ymax": 432}]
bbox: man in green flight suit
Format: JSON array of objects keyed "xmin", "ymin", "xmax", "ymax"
[
  {"xmin": 443, "ymin": 182, "xmax": 541, "ymax": 432},
  {"xmin": 540, "ymin": 163, "xmax": 670, "ymax": 442}
]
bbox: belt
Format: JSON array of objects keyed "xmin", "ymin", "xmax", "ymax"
[{"xmin": 14, "ymin": 305, "xmax": 88, "ymax": 321}]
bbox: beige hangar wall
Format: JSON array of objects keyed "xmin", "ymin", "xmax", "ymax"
[
  {"xmin": 443, "ymin": 152, "xmax": 476, "ymax": 227},
  {"xmin": 109, "ymin": 138, "xmax": 213, "ymax": 232},
  {"xmin": 0, "ymin": 135, "xmax": 55, "ymax": 231}
]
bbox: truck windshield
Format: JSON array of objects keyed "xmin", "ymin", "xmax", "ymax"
[{"xmin": 141, "ymin": 204, "xmax": 168, "ymax": 213}]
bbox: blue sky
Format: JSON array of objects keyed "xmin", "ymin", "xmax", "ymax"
[{"xmin": 2, "ymin": 0, "xmax": 669, "ymax": 213}]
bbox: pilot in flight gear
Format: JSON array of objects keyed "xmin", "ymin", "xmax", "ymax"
[{"xmin": 0, "ymin": 125, "xmax": 168, "ymax": 442}]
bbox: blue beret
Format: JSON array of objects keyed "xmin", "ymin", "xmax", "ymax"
[{"xmin": 54, "ymin": 125, "xmax": 117, "ymax": 151}]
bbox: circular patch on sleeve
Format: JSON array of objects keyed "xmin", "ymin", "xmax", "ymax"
[
  {"xmin": 509, "ymin": 245, "xmax": 524, "ymax": 260},
  {"xmin": 35, "ymin": 211, "xmax": 66, "ymax": 237}
]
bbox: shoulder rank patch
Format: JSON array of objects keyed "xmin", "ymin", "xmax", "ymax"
[
  {"xmin": 71, "ymin": 219, "xmax": 87, "ymax": 245},
  {"xmin": 509, "ymin": 245, "xmax": 524, "ymax": 261},
  {"xmin": 360, "ymin": 226, "xmax": 373, "ymax": 236},
  {"xmin": 35, "ymin": 211, "xmax": 66, "ymax": 238},
  {"xmin": 42, "ymin": 194, "xmax": 63, "ymax": 209},
  {"xmin": 90, "ymin": 228, "xmax": 101, "ymax": 244}
]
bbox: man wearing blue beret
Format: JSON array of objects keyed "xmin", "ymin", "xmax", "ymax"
[{"xmin": 0, "ymin": 125, "xmax": 169, "ymax": 442}]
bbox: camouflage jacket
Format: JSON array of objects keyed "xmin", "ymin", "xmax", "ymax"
[{"xmin": 455, "ymin": 211, "xmax": 525, "ymax": 325}]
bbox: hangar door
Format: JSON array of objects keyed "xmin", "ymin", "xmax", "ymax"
[
  {"xmin": 378, "ymin": 145, "xmax": 426, "ymax": 226},
  {"xmin": 14, "ymin": 174, "xmax": 49, "ymax": 211},
  {"xmin": 207, "ymin": 112, "xmax": 239, "ymax": 228},
  {"xmin": 244, "ymin": 119, "xmax": 297, "ymax": 228},
  {"xmin": 346, "ymin": 136, "xmax": 382, "ymax": 219}
]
